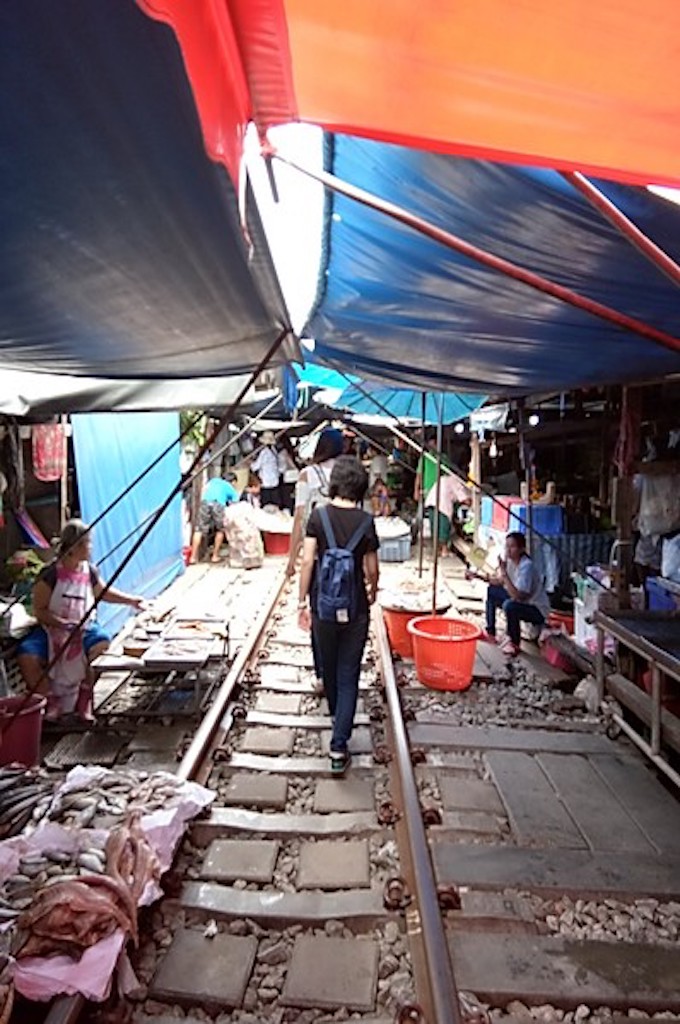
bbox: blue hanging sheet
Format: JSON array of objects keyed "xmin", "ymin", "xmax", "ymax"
[{"xmin": 71, "ymin": 412, "xmax": 184, "ymax": 635}]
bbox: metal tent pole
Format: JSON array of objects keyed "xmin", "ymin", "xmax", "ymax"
[
  {"xmin": 418, "ymin": 391, "xmax": 427, "ymax": 578},
  {"xmin": 561, "ymin": 171, "xmax": 680, "ymax": 287},
  {"xmin": 431, "ymin": 395, "xmax": 444, "ymax": 616}
]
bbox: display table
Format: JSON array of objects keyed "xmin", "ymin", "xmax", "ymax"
[
  {"xmin": 594, "ymin": 609, "xmax": 680, "ymax": 788},
  {"xmin": 92, "ymin": 616, "xmax": 229, "ymax": 718}
]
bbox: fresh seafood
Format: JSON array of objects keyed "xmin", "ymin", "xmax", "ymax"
[
  {"xmin": 0, "ymin": 841, "xmax": 108, "ymax": 920},
  {"xmin": 11, "ymin": 817, "xmax": 159, "ymax": 960},
  {"xmin": 0, "ymin": 767, "xmax": 54, "ymax": 839},
  {"xmin": 47, "ymin": 768, "xmax": 187, "ymax": 829}
]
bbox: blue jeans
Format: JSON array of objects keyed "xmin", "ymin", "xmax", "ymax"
[
  {"xmin": 313, "ymin": 615, "xmax": 369, "ymax": 753},
  {"xmin": 485, "ymin": 585, "xmax": 545, "ymax": 646}
]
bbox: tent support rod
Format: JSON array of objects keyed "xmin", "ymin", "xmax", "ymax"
[
  {"xmin": 561, "ymin": 172, "xmax": 680, "ymax": 288},
  {"xmin": 274, "ymin": 153, "xmax": 680, "ymax": 355},
  {"xmin": 431, "ymin": 396, "xmax": 444, "ymax": 614},
  {"xmin": 418, "ymin": 391, "xmax": 427, "ymax": 578}
]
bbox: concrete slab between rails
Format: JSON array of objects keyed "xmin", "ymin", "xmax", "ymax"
[
  {"xmin": 245, "ymin": 710, "xmax": 371, "ymax": 729},
  {"xmin": 409, "ymin": 724, "xmax": 616, "ymax": 754},
  {"xmin": 449, "ymin": 932, "xmax": 680, "ymax": 1011},
  {"xmin": 223, "ymin": 752, "xmax": 376, "ymax": 775},
  {"xmin": 432, "ymin": 844, "xmax": 680, "ymax": 898},
  {"xmin": 191, "ymin": 807, "xmax": 381, "ymax": 843},
  {"xmin": 254, "ymin": 693, "xmax": 303, "ymax": 714},
  {"xmin": 297, "ymin": 839, "xmax": 371, "ymax": 890},
  {"xmin": 255, "ymin": 675, "xmax": 374, "ymax": 694},
  {"xmin": 221, "ymin": 772, "xmax": 289, "ymax": 810},
  {"xmin": 149, "ymin": 929, "xmax": 257, "ymax": 1011},
  {"xmin": 182, "ymin": 880, "xmax": 386, "ymax": 930},
  {"xmin": 201, "ymin": 839, "xmax": 279, "ymax": 884},
  {"xmin": 240, "ymin": 726, "xmax": 295, "ymax": 756},
  {"xmin": 282, "ymin": 935, "xmax": 379, "ymax": 1011}
]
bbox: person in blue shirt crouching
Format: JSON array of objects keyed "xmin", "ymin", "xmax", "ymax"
[{"xmin": 189, "ymin": 473, "xmax": 239, "ymax": 564}]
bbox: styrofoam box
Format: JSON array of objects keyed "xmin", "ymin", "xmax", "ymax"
[{"xmin": 379, "ymin": 535, "xmax": 411, "ymax": 562}]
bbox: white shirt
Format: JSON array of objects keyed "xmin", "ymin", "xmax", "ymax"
[{"xmin": 251, "ymin": 446, "xmax": 280, "ymax": 488}]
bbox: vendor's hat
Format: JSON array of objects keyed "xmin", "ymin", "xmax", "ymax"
[{"xmin": 261, "ymin": 430, "xmax": 276, "ymax": 445}]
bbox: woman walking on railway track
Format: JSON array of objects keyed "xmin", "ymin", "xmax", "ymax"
[{"xmin": 297, "ymin": 456, "xmax": 379, "ymax": 774}]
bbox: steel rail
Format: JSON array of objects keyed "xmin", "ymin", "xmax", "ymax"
[
  {"xmin": 44, "ymin": 570, "xmax": 288, "ymax": 1024},
  {"xmin": 373, "ymin": 605, "xmax": 462, "ymax": 1024},
  {"xmin": 177, "ymin": 569, "xmax": 288, "ymax": 780}
]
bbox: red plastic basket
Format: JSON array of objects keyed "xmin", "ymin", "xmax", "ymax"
[
  {"xmin": 262, "ymin": 531, "xmax": 291, "ymax": 555},
  {"xmin": 406, "ymin": 617, "xmax": 481, "ymax": 691}
]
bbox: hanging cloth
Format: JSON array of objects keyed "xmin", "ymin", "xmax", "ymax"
[{"xmin": 32, "ymin": 423, "xmax": 66, "ymax": 482}]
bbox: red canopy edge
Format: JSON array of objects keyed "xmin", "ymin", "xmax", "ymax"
[{"xmin": 136, "ymin": 0, "xmax": 680, "ymax": 188}]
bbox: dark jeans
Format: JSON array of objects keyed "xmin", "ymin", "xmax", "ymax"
[
  {"xmin": 313, "ymin": 615, "xmax": 369, "ymax": 753},
  {"xmin": 259, "ymin": 484, "xmax": 281, "ymax": 508},
  {"xmin": 486, "ymin": 585, "xmax": 545, "ymax": 646}
]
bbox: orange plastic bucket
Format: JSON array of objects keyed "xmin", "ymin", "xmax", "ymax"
[
  {"xmin": 383, "ymin": 608, "xmax": 421, "ymax": 657},
  {"xmin": 383, "ymin": 605, "xmax": 451, "ymax": 658},
  {"xmin": 407, "ymin": 617, "xmax": 481, "ymax": 691},
  {"xmin": 263, "ymin": 531, "xmax": 291, "ymax": 555},
  {"xmin": 0, "ymin": 694, "xmax": 46, "ymax": 766}
]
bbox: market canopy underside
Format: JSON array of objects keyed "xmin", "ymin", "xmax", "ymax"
[
  {"xmin": 2, "ymin": 0, "xmax": 680, "ymax": 406},
  {"xmin": 0, "ymin": 0, "xmax": 295, "ymax": 382},
  {"xmin": 303, "ymin": 135, "xmax": 680, "ymax": 396}
]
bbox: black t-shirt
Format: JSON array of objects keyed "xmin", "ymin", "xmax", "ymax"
[{"xmin": 306, "ymin": 505, "xmax": 379, "ymax": 616}]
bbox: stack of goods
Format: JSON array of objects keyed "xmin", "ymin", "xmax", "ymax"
[
  {"xmin": 223, "ymin": 502, "xmax": 265, "ymax": 568},
  {"xmin": 375, "ymin": 517, "xmax": 411, "ymax": 562},
  {"xmin": 379, "ymin": 574, "xmax": 451, "ymax": 613}
]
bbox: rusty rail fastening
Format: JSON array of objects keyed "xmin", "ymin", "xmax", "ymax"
[{"xmin": 373, "ymin": 605, "xmax": 463, "ymax": 1024}]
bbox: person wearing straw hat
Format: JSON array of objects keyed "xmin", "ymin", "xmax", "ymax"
[{"xmin": 251, "ymin": 430, "xmax": 281, "ymax": 509}]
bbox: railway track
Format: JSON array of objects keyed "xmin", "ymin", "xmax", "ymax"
[{"xmin": 29, "ymin": 563, "xmax": 680, "ymax": 1024}]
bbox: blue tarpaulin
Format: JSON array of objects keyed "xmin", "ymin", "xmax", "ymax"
[
  {"xmin": 71, "ymin": 412, "xmax": 184, "ymax": 635},
  {"xmin": 0, "ymin": 0, "xmax": 294, "ymax": 382},
  {"xmin": 333, "ymin": 381, "xmax": 486, "ymax": 424},
  {"xmin": 305, "ymin": 135, "xmax": 680, "ymax": 395}
]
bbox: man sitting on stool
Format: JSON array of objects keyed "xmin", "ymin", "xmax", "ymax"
[{"xmin": 480, "ymin": 531, "xmax": 549, "ymax": 657}]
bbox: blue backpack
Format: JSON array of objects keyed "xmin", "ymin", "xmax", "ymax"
[{"xmin": 316, "ymin": 506, "xmax": 372, "ymax": 623}]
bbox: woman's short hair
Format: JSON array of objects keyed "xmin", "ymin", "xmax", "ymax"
[
  {"xmin": 57, "ymin": 519, "xmax": 90, "ymax": 558},
  {"xmin": 329, "ymin": 456, "xmax": 369, "ymax": 503},
  {"xmin": 312, "ymin": 428, "xmax": 344, "ymax": 464}
]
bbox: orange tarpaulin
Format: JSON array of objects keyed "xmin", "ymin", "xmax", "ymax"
[{"xmin": 139, "ymin": 0, "xmax": 680, "ymax": 186}]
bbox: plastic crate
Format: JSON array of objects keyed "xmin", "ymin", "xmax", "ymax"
[
  {"xmin": 514, "ymin": 504, "xmax": 564, "ymax": 535},
  {"xmin": 491, "ymin": 496, "xmax": 522, "ymax": 531},
  {"xmin": 379, "ymin": 535, "xmax": 411, "ymax": 562},
  {"xmin": 645, "ymin": 577, "xmax": 680, "ymax": 611}
]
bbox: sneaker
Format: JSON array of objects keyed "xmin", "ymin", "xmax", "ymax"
[
  {"xmin": 479, "ymin": 631, "xmax": 498, "ymax": 645},
  {"xmin": 330, "ymin": 750, "xmax": 351, "ymax": 775}
]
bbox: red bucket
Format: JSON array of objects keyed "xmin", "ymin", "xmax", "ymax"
[
  {"xmin": 263, "ymin": 531, "xmax": 291, "ymax": 556},
  {"xmin": 0, "ymin": 694, "xmax": 47, "ymax": 767},
  {"xmin": 407, "ymin": 617, "xmax": 481, "ymax": 691},
  {"xmin": 383, "ymin": 605, "xmax": 451, "ymax": 658}
]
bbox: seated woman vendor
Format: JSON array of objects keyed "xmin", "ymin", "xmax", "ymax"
[{"xmin": 17, "ymin": 519, "xmax": 147, "ymax": 722}]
